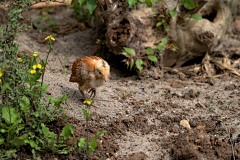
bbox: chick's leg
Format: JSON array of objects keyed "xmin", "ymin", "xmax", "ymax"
[
  {"xmin": 79, "ymin": 85, "xmax": 86, "ymax": 100},
  {"xmin": 88, "ymin": 88, "xmax": 96, "ymax": 99},
  {"xmin": 80, "ymin": 90, "xmax": 86, "ymax": 100}
]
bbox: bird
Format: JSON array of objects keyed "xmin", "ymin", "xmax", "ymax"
[{"xmin": 69, "ymin": 56, "xmax": 110, "ymax": 100}]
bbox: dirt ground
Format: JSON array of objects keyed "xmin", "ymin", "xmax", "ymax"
[{"xmin": 5, "ymin": 2, "xmax": 240, "ymax": 160}]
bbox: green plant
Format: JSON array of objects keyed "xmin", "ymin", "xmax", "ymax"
[
  {"xmin": 57, "ymin": 54, "xmax": 67, "ymax": 75},
  {"xmin": 0, "ymin": 1, "xmax": 75, "ymax": 158},
  {"xmin": 79, "ymin": 100, "xmax": 107, "ymax": 159},
  {"xmin": 71, "ymin": 0, "xmax": 97, "ymax": 20},
  {"xmin": 41, "ymin": 123, "xmax": 76, "ymax": 154},
  {"xmin": 121, "ymin": 38, "xmax": 178, "ymax": 72},
  {"xmin": 121, "ymin": 0, "xmax": 203, "ymax": 73},
  {"xmin": 35, "ymin": 6, "xmax": 57, "ymax": 33}
]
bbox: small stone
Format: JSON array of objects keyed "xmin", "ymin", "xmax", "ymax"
[
  {"xmin": 174, "ymin": 124, "xmax": 179, "ymax": 129},
  {"xmin": 180, "ymin": 120, "xmax": 191, "ymax": 129}
]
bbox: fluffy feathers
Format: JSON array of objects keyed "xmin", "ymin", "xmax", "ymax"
[{"xmin": 69, "ymin": 56, "xmax": 110, "ymax": 100}]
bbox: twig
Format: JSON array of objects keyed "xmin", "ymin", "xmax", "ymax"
[
  {"xmin": 91, "ymin": 104, "xmax": 99, "ymax": 108},
  {"xmin": 165, "ymin": 79, "xmax": 208, "ymax": 85},
  {"xmin": 93, "ymin": 99, "xmax": 113, "ymax": 102},
  {"xmin": 228, "ymin": 129, "xmax": 235, "ymax": 160}
]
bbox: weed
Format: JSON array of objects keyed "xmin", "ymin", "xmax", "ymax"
[
  {"xmin": 0, "ymin": 1, "xmax": 74, "ymax": 158},
  {"xmin": 35, "ymin": 6, "xmax": 57, "ymax": 33},
  {"xmin": 79, "ymin": 99, "xmax": 107, "ymax": 159}
]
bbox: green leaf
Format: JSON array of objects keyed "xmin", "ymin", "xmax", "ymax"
[
  {"xmin": 171, "ymin": 43, "xmax": 179, "ymax": 51},
  {"xmin": 94, "ymin": 130, "xmax": 107, "ymax": 140},
  {"xmin": 159, "ymin": 15, "xmax": 165, "ymax": 18},
  {"xmin": 59, "ymin": 124, "xmax": 74, "ymax": 142},
  {"xmin": 120, "ymin": 52, "xmax": 130, "ymax": 58},
  {"xmin": 185, "ymin": 13, "xmax": 190, "ymax": 17},
  {"xmin": 120, "ymin": 91, "xmax": 123, "ymax": 99},
  {"xmin": 153, "ymin": 9, "xmax": 158, "ymax": 14},
  {"xmin": 42, "ymin": 84, "xmax": 49, "ymax": 91},
  {"xmin": 78, "ymin": 0, "xmax": 86, "ymax": 7},
  {"xmin": 195, "ymin": 92, "xmax": 200, "ymax": 96},
  {"xmin": 149, "ymin": 14, "xmax": 156, "ymax": 18},
  {"xmin": 146, "ymin": 0, "xmax": 152, "ymax": 7},
  {"xmin": 20, "ymin": 96, "xmax": 31, "ymax": 113},
  {"xmin": 148, "ymin": 56, "xmax": 157, "ymax": 62},
  {"xmin": 41, "ymin": 123, "xmax": 50, "ymax": 135},
  {"xmin": 145, "ymin": 47, "xmax": 153, "ymax": 54},
  {"xmin": 78, "ymin": 138, "xmax": 87, "ymax": 152},
  {"xmin": 161, "ymin": 38, "xmax": 168, "ymax": 44},
  {"xmin": 0, "ymin": 138, "xmax": 4, "ymax": 145},
  {"xmin": 49, "ymin": 18, "xmax": 57, "ymax": 24},
  {"xmin": 127, "ymin": 0, "xmax": 137, "ymax": 7},
  {"xmin": 82, "ymin": 108, "xmax": 88, "ymax": 120},
  {"xmin": 156, "ymin": 22, "xmax": 162, "ymax": 27},
  {"xmin": 184, "ymin": 0, "xmax": 196, "ymax": 10},
  {"xmin": 139, "ymin": 0, "xmax": 145, "ymax": 2},
  {"xmin": 170, "ymin": 7, "xmax": 177, "ymax": 17},
  {"xmin": 164, "ymin": 26, "xmax": 169, "ymax": 32},
  {"xmin": 133, "ymin": 92, "xmax": 137, "ymax": 94},
  {"xmin": 158, "ymin": 43, "xmax": 164, "ymax": 50},
  {"xmin": 154, "ymin": 49, "xmax": 160, "ymax": 53},
  {"xmin": 101, "ymin": 90, "xmax": 107, "ymax": 92},
  {"xmin": 89, "ymin": 139, "xmax": 97, "ymax": 154},
  {"xmin": 123, "ymin": 47, "xmax": 135, "ymax": 56},
  {"xmin": 88, "ymin": 130, "xmax": 107, "ymax": 154},
  {"xmin": 35, "ymin": 17, "xmax": 47, "ymax": 21},
  {"xmin": 130, "ymin": 59, "xmax": 134, "ymax": 71},
  {"xmin": 178, "ymin": 1, "xmax": 184, "ymax": 5},
  {"xmin": 2, "ymin": 107, "xmax": 21, "ymax": 125},
  {"xmin": 87, "ymin": 0, "xmax": 97, "ymax": 15},
  {"xmin": 10, "ymin": 134, "xmax": 28, "ymax": 148},
  {"xmin": 47, "ymin": 94, "xmax": 70, "ymax": 108},
  {"xmin": 192, "ymin": 13, "xmax": 202, "ymax": 20},
  {"xmin": 135, "ymin": 59, "xmax": 143, "ymax": 73}
]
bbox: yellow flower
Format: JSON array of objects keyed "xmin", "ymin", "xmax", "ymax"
[
  {"xmin": 18, "ymin": 58, "xmax": 22, "ymax": 62},
  {"xmin": 32, "ymin": 65, "xmax": 37, "ymax": 70},
  {"xmin": 0, "ymin": 72, "xmax": 2, "ymax": 77},
  {"xmin": 45, "ymin": 36, "xmax": 49, "ymax": 40},
  {"xmin": 30, "ymin": 70, "xmax": 36, "ymax": 74},
  {"xmin": 84, "ymin": 99, "xmax": 92, "ymax": 105},
  {"xmin": 45, "ymin": 35, "xmax": 55, "ymax": 41},
  {"xmin": 37, "ymin": 64, "xmax": 42, "ymax": 69},
  {"xmin": 87, "ymin": 101, "xmax": 91, "ymax": 105},
  {"xmin": 0, "ymin": 79, "xmax": 1, "ymax": 83},
  {"xmin": 33, "ymin": 52, "xmax": 38, "ymax": 57}
]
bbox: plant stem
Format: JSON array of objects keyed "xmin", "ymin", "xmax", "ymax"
[
  {"xmin": 133, "ymin": 53, "xmax": 155, "ymax": 59},
  {"xmin": 39, "ymin": 43, "xmax": 52, "ymax": 99},
  {"xmin": 86, "ymin": 105, "xmax": 89, "ymax": 160}
]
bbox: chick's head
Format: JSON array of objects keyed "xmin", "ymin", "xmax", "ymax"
[{"xmin": 95, "ymin": 60, "xmax": 110, "ymax": 82}]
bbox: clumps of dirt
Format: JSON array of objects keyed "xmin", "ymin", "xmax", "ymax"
[
  {"xmin": 165, "ymin": 125, "xmax": 240, "ymax": 160},
  {"xmin": 111, "ymin": 19, "xmax": 131, "ymax": 44},
  {"xmin": 117, "ymin": 152, "xmax": 146, "ymax": 160},
  {"xmin": 225, "ymin": 84, "xmax": 238, "ymax": 90}
]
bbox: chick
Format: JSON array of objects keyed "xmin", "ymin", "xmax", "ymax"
[{"xmin": 69, "ymin": 56, "xmax": 110, "ymax": 100}]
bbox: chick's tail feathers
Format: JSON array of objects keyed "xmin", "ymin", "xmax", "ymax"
[
  {"xmin": 69, "ymin": 75, "xmax": 78, "ymax": 82},
  {"xmin": 69, "ymin": 59, "xmax": 81, "ymax": 82}
]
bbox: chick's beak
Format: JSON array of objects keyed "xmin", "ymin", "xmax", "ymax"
[{"xmin": 103, "ymin": 76, "xmax": 107, "ymax": 82}]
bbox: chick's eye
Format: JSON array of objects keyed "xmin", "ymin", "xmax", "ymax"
[{"xmin": 98, "ymin": 70, "xmax": 102, "ymax": 75}]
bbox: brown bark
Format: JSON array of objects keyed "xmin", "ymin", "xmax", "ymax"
[{"xmin": 95, "ymin": 0, "xmax": 239, "ymax": 78}]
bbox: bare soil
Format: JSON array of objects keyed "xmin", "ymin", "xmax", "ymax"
[{"xmin": 7, "ymin": 2, "xmax": 240, "ymax": 160}]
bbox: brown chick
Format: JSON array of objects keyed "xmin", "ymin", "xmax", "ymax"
[{"xmin": 69, "ymin": 56, "xmax": 110, "ymax": 100}]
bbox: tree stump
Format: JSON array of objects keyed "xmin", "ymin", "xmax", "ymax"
[{"xmin": 95, "ymin": 0, "xmax": 239, "ymax": 79}]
